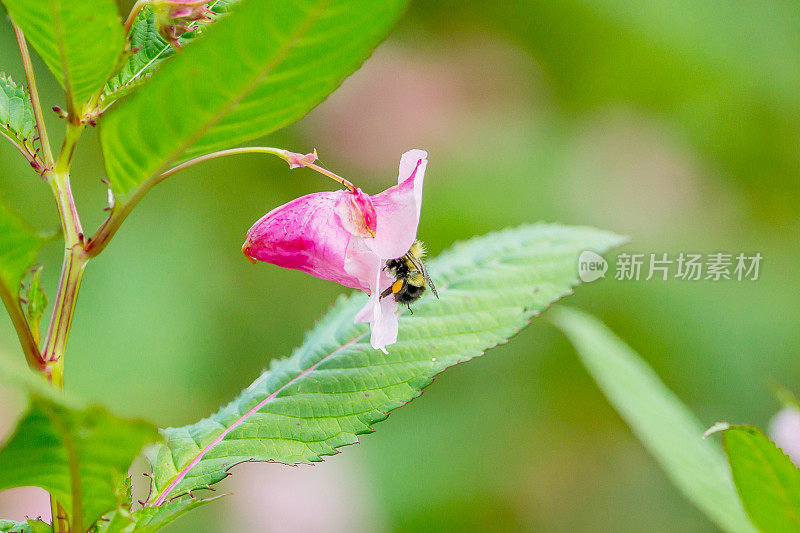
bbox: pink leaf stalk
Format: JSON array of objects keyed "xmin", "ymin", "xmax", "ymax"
[{"xmin": 243, "ymin": 150, "xmax": 428, "ymax": 352}]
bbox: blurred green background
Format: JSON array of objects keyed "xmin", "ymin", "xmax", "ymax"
[{"xmin": 1, "ymin": 1, "xmax": 800, "ymax": 531}]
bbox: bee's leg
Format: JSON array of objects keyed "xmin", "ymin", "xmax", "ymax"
[
  {"xmin": 380, "ymin": 286, "xmax": 394, "ymax": 299},
  {"xmin": 407, "ymin": 304, "xmax": 413, "ymax": 315}
]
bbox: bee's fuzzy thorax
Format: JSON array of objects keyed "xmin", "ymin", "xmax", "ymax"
[{"xmin": 409, "ymin": 240, "xmax": 426, "ymax": 259}]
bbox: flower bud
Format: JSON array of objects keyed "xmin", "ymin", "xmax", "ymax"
[{"xmin": 152, "ymin": 0, "xmax": 214, "ymax": 48}]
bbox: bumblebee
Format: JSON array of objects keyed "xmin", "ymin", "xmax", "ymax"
[{"xmin": 380, "ymin": 240, "xmax": 439, "ymax": 310}]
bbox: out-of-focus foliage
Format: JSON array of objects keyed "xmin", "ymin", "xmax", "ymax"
[
  {"xmin": 553, "ymin": 307, "xmax": 755, "ymax": 533},
  {"xmin": 414, "ymin": 0, "xmax": 800, "ymax": 218}
]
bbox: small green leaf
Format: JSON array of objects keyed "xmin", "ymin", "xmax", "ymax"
[
  {"xmin": 96, "ymin": 495, "xmax": 223, "ymax": 533},
  {"xmin": 2, "ymin": 0, "xmax": 126, "ymax": 112},
  {"xmin": 0, "ymin": 72, "xmax": 37, "ymax": 158},
  {"xmin": 551, "ymin": 307, "xmax": 757, "ymax": 533},
  {"xmin": 24, "ymin": 266, "xmax": 47, "ymax": 344},
  {"xmin": 101, "ymin": 2, "xmax": 237, "ymax": 111},
  {"xmin": 723, "ymin": 425, "xmax": 800, "ymax": 533},
  {"xmin": 0, "ymin": 356, "xmax": 160, "ymax": 532},
  {"xmin": 0, "ymin": 519, "xmax": 50, "ymax": 533},
  {"xmin": 147, "ymin": 224, "xmax": 624, "ymax": 503},
  {"xmin": 101, "ymin": 0, "xmax": 408, "ymax": 199}
]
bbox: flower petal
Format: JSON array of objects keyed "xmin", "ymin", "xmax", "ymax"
[
  {"xmin": 356, "ymin": 294, "xmax": 398, "ymax": 353},
  {"xmin": 363, "ymin": 150, "xmax": 427, "ymax": 260},
  {"xmin": 243, "ymin": 191, "xmax": 367, "ymax": 291},
  {"xmin": 347, "ymin": 238, "xmax": 398, "ymax": 352},
  {"xmin": 334, "ymin": 188, "xmax": 377, "ymax": 238}
]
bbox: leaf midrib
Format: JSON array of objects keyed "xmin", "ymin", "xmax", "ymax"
[{"xmin": 48, "ymin": 0, "xmax": 76, "ymax": 110}]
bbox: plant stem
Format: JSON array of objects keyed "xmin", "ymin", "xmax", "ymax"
[
  {"xmin": 42, "ymin": 123, "xmax": 86, "ymax": 370},
  {"xmin": 13, "ymin": 23, "xmax": 85, "ymax": 532},
  {"xmin": 42, "ymin": 123, "xmax": 86, "ymax": 533},
  {"xmin": 159, "ymin": 147, "xmax": 354, "ymax": 190},
  {"xmin": 87, "ymin": 147, "xmax": 353, "ymax": 257},
  {"xmin": 12, "ymin": 21, "xmax": 55, "ymax": 170},
  {"xmin": 41, "ymin": 245, "xmax": 86, "ymax": 368}
]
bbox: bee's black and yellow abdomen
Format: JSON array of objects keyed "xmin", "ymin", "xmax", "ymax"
[{"xmin": 393, "ymin": 278, "xmax": 426, "ymax": 304}]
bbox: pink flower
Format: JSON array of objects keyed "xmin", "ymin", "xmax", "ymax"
[{"xmin": 243, "ymin": 150, "xmax": 428, "ymax": 352}]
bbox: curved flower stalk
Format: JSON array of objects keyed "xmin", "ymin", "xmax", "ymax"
[{"xmin": 243, "ymin": 149, "xmax": 428, "ymax": 352}]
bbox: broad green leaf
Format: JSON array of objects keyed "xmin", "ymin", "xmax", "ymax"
[
  {"xmin": 147, "ymin": 223, "xmax": 624, "ymax": 503},
  {"xmin": 100, "ymin": 0, "xmax": 408, "ymax": 198},
  {"xmin": 24, "ymin": 266, "xmax": 47, "ymax": 344},
  {"xmin": 2, "ymin": 0, "xmax": 126, "ymax": 112},
  {"xmin": 0, "ymin": 356, "xmax": 160, "ymax": 532},
  {"xmin": 723, "ymin": 425, "xmax": 800, "ymax": 533},
  {"xmin": 551, "ymin": 307, "xmax": 756, "ymax": 533},
  {"xmin": 0, "ymin": 519, "xmax": 49, "ymax": 533},
  {"xmin": 0, "ymin": 73, "xmax": 37, "ymax": 158},
  {"xmin": 100, "ymin": 1, "xmax": 238, "ymax": 111}
]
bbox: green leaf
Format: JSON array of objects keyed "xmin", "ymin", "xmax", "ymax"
[
  {"xmin": 100, "ymin": 2, "xmax": 238, "ymax": 111},
  {"xmin": 0, "ymin": 519, "xmax": 49, "ymax": 533},
  {"xmin": 723, "ymin": 425, "xmax": 800, "ymax": 533},
  {"xmin": 0, "ymin": 72, "xmax": 37, "ymax": 158},
  {"xmin": 0, "ymin": 356, "xmax": 160, "ymax": 532},
  {"xmin": 0, "ymin": 199, "xmax": 48, "ymax": 363},
  {"xmin": 550, "ymin": 307, "xmax": 757, "ymax": 533},
  {"xmin": 100, "ymin": 0, "xmax": 408, "ymax": 199},
  {"xmin": 2, "ymin": 0, "xmax": 126, "ymax": 112},
  {"xmin": 97, "ymin": 496, "xmax": 223, "ymax": 533},
  {"xmin": 0, "ymin": 200, "xmax": 45, "ymax": 296},
  {"xmin": 146, "ymin": 223, "xmax": 624, "ymax": 503},
  {"xmin": 24, "ymin": 265, "xmax": 47, "ymax": 344}
]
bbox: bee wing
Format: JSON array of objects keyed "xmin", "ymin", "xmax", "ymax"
[{"xmin": 405, "ymin": 253, "xmax": 439, "ymax": 299}]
